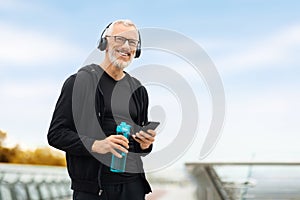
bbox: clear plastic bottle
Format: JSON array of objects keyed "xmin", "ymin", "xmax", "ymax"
[{"xmin": 110, "ymin": 122, "xmax": 131, "ymax": 172}]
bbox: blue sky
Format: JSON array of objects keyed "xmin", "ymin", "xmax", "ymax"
[{"xmin": 1, "ymin": 0, "xmax": 300, "ymax": 168}]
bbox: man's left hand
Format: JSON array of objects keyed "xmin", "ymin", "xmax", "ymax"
[{"xmin": 132, "ymin": 129, "xmax": 156, "ymax": 150}]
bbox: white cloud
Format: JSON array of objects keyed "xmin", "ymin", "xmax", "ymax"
[
  {"xmin": 209, "ymin": 25, "xmax": 300, "ymax": 73},
  {"xmin": 184, "ymin": 85, "xmax": 300, "ymax": 163},
  {"xmin": 210, "ymin": 85, "xmax": 300, "ymax": 157},
  {"xmin": 0, "ymin": 1, "xmax": 44, "ymax": 13},
  {"xmin": 0, "ymin": 80, "xmax": 62, "ymax": 147},
  {"xmin": 0, "ymin": 22, "xmax": 85, "ymax": 66},
  {"xmin": 0, "ymin": 1, "xmax": 22, "ymax": 9},
  {"xmin": 0, "ymin": 79, "xmax": 60, "ymax": 99}
]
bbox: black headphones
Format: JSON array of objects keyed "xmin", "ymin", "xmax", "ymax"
[{"xmin": 98, "ymin": 22, "xmax": 141, "ymax": 58}]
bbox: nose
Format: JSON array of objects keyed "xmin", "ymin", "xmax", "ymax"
[{"xmin": 122, "ymin": 40, "xmax": 131, "ymax": 48}]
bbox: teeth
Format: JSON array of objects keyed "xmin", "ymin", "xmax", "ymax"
[{"xmin": 118, "ymin": 50, "xmax": 130, "ymax": 56}]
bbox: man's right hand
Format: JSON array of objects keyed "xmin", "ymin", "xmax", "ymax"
[{"xmin": 91, "ymin": 135, "xmax": 129, "ymax": 158}]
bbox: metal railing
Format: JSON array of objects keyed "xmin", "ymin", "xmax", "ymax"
[
  {"xmin": 186, "ymin": 162, "xmax": 300, "ymax": 200},
  {"xmin": 0, "ymin": 164, "xmax": 72, "ymax": 200}
]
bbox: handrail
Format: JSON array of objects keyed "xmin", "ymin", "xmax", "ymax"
[
  {"xmin": 0, "ymin": 164, "xmax": 72, "ymax": 200},
  {"xmin": 186, "ymin": 161, "xmax": 300, "ymax": 166},
  {"xmin": 185, "ymin": 162, "xmax": 300, "ymax": 200}
]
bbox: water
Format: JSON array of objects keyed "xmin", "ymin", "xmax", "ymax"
[
  {"xmin": 110, "ymin": 121, "xmax": 130, "ymax": 173},
  {"xmin": 215, "ymin": 165, "xmax": 300, "ymax": 199},
  {"xmin": 110, "ymin": 149, "xmax": 128, "ymax": 173}
]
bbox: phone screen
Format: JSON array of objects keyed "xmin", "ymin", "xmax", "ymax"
[{"xmin": 141, "ymin": 121, "xmax": 160, "ymax": 132}]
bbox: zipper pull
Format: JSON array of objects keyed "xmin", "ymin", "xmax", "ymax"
[{"xmin": 98, "ymin": 189, "xmax": 103, "ymax": 196}]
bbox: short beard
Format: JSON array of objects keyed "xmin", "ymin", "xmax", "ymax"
[{"xmin": 108, "ymin": 49, "xmax": 133, "ymax": 69}]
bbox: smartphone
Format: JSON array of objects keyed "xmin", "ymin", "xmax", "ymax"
[
  {"xmin": 134, "ymin": 121, "xmax": 160, "ymax": 140},
  {"xmin": 140, "ymin": 121, "xmax": 160, "ymax": 132}
]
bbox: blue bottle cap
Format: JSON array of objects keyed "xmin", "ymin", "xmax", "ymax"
[{"xmin": 116, "ymin": 122, "xmax": 131, "ymax": 136}]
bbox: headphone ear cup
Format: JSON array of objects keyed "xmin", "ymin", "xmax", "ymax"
[
  {"xmin": 135, "ymin": 47, "xmax": 141, "ymax": 58},
  {"xmin": 134, "ymin": 31, "xmax": 141, "ymax": 58},
  {"xmin": 98, "ymin": 37, "xmax": 107, "ymax": 51}
]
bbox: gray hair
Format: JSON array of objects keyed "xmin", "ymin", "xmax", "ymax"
[{"xmin": 105, "ymin": 19, "xmax": 138, "ymax": 36}]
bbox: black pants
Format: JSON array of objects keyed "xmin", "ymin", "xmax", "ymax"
[{"xmin": 73, "ymin": 179, "xmax": 146, "ymax": 200}]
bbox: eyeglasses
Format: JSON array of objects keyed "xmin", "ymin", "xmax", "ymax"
[{"xmin": 106, "ymin": 35, "xmax": 139, "ymax": 47}]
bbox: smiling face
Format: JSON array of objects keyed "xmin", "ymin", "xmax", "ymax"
[{"xmin": 106, "ymin": 23, "xmax": 139, "ymax": 69}]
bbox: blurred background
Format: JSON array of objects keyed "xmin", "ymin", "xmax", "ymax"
[{"xmin": 1, "ymin": 0, "xmax": 300, "ymax": 199}]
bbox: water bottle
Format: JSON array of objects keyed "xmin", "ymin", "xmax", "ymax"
[{"xmin": 110, "ymin": 122, "xmax": 131, "ymax": 173}]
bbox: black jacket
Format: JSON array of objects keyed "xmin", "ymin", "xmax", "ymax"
[{"xmin": 47, "ymin": 64, "xmax": 152, "ymax": 194}]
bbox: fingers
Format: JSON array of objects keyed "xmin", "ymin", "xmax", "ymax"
[
  {"xmin": 132, "ymin": 130, "xmax": 156, "ymax": 148},
  {"xmin": 135, "ymin": 130, "xmax": 155, "ymax": 142},
  {"xmin": 132, "ymin": 130, "xmax": 156, "ymax": 150},
  {"xmin": 132, "ymin": 135, "xmax": 142, "ymax": 143},
  {"xmin": 110, "ymin": 135, "xmax": 129, "ymax": 149},
  {"xmin": 108, "ymin": 135, "xmax": 129, "ymax": 156},
  {"xmin": 92, "ymin": 135, "xmax": 129, "ymax": 156},
  {"xmin": 145, "ymin": 129, "xmax": 156, "ymax": 137},
  {"xmin": 111, "ymin": 141, "xmax": 128, "ymax": 154},
  {"xmin": 110, "ymin": 148, "xmax": 123, "ymax": 158}
]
